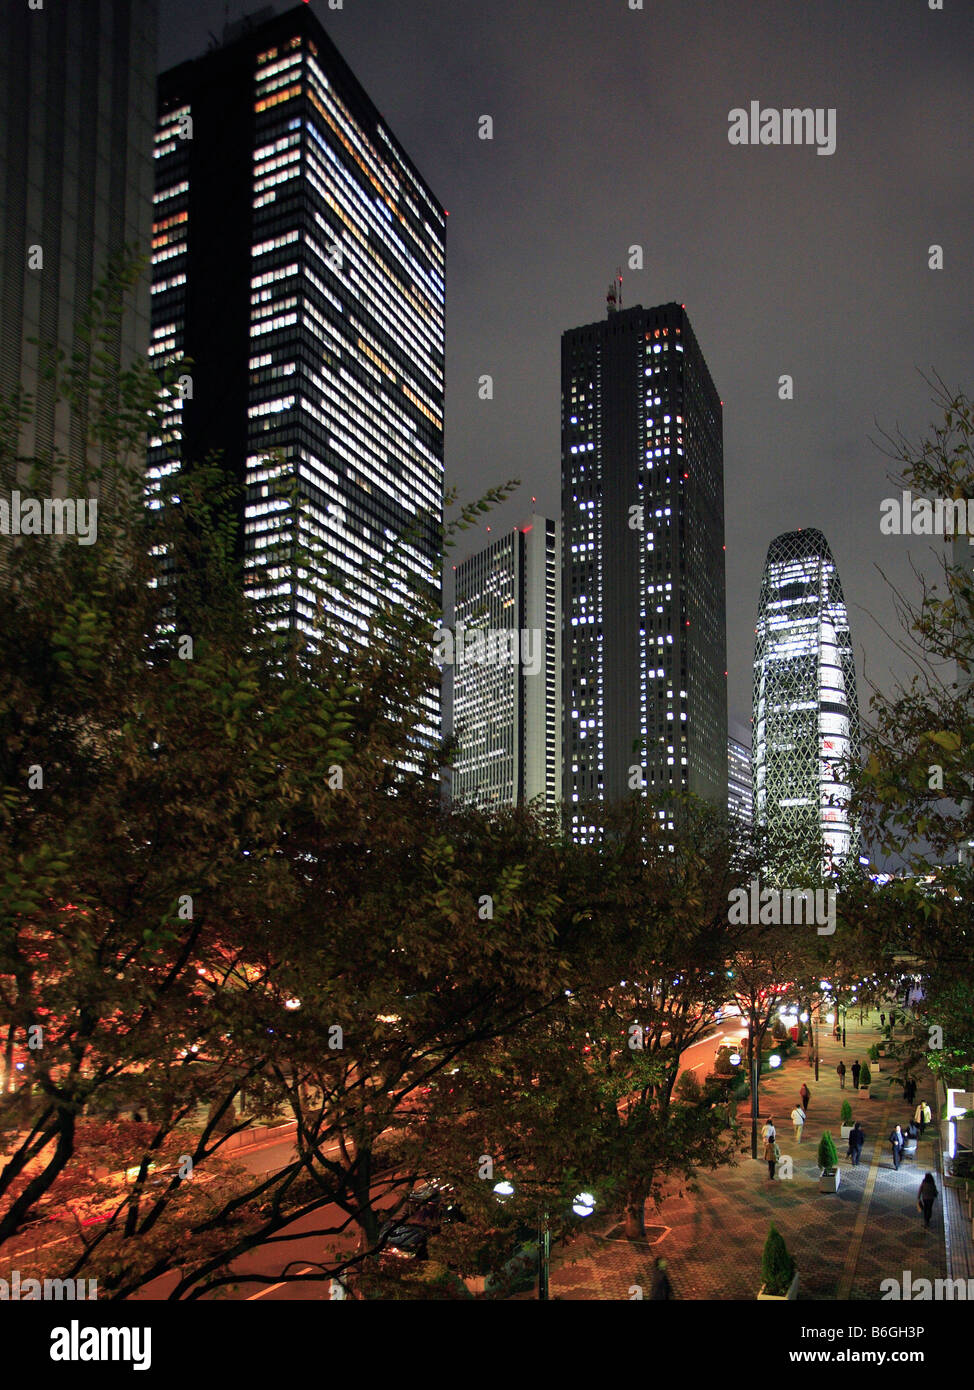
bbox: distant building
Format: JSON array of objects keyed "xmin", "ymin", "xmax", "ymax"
[
  {"xmin": 728, "ymin": 726, "xmax": 753, "ymax": 828},
  {"xmin": 752, "ymin": 527, "xmax": 860, "ymax": 876},
  {"xmin": 150, "ymin": 4, "xmax": 445, "ymax": 742},
  {"xmin": 562, "ymin": 290, "xmax": 727, "ymax": 839},
  {"xmin": 450, "ymin": 519, "xmax": 562, "ymax": 808},
  {"xmin": 0, "ymin": 0, "xmax": 157, "ymax": 483}
]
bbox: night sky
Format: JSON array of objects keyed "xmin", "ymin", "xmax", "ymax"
[{"xmin": 158, "ymin": 0, "xmax": 974, "ymax": 736}]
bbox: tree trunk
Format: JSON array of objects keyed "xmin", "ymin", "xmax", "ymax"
[{"xmin": 623, "ymin": 1193, "xmax": 646, "ymax": 1239}]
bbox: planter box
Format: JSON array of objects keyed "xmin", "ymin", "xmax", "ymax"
[
  {"xmin": 464, "ymin": 1275, "xmax": 487, "ymax": 1295},
  {"xmin": 840, "ymin": 1124, "xmax": 853, "ymax": 1139},
  {"xmin": 818, "ymin": 1168, "xmax": 841, "ymax": 1193},
  {"xmin": 757, "ymin": 1271, "xmax": 799, "ymax": 1301}
]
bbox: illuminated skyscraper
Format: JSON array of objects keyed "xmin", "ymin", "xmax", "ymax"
[
  {"xmin": 752, "ymin": 527, "xmax": 860, "ymax": 876},
  {"xmin": 149, "ymin": 5, "xmax": 445, "ymax": 735},
  {"xmin": 562, "ymin": 291, "xmax": 727, "ymax": 839},
  {"xmin": 450, "ymin": 519, "xmax": 562, "ymax": 808},
  {"xmin": 728, "ymin": 726, "xmax": 753, "ymax": 829}
]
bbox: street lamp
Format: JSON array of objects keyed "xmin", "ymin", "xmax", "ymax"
[{"xmin": 492, "ymin": 1182, "xmax": 595, "ymax": 1300}]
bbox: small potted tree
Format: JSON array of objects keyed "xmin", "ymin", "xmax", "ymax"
[
  {"xmin": 840, "ymin": 1100, "xmax": 853, "ymax": 1139},
  {"xmin": 757, "ymin": 1223, "xmax": 798, "ymax": 1301},
  {"xmin": 858, "ymin": 1061, "xmax": 871, "ymax": 1092},
  {"xmin": 818, "ymin": 1130, "xmax": 840, "ymax": 1192}
]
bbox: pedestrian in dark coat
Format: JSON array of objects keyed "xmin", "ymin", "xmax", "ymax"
[
  {"xmin": 848, "ymin": 1122, "xmax": 865, "ymax": 1165},
  {"xmin": 800, "ymin": 1083, "xmax": 811, "ymax": 1111},
  {"xmin": 851, "ymin": 1060, "xmax": 861, "ymax": 1089},
  {"xmin": 889, "ymin": 1124, "xmax": 905, "ymax": 1170},
  {"xmin": 903, "ymin": 1077, "xmax": 917, "ymax": 1106},
  {"xmin": 918, "ymin": 1173, "xmax": 938, "ymax": 1227},
  {"xmin": 880, "ymin": 1012, "xmax": 886, "ymax": 1027},
  {"xmin": 649, "ymin": 1256, "xmax": 673, "ymax": 1299},
  {"xmin": 836, "ymin": 1061, "xmax": 846, "ymax": 1089}
]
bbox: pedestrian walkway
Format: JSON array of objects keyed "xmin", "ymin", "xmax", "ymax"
[{"xmin": 540, "ymin": 1008, "xmax": 948, "ymax": 1299}]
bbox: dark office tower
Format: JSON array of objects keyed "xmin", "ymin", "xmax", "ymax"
[
  {"xmin": 752, "ymin": 528, "xmax": 860, "ymax": 878},
  {"xmin": 562, "ymin": 296, "xmax": 727, "ymax": 839},
  {"xmin": 150, "ymin": 5, "xmax": 445, "ymax": 735},
  {"xmin": 0, "ymin": 0, "xmax": 157, "ymax": 477},
  {"xmin": 451, "ymin": 519, "xmax": 562, "ymax": 808}
]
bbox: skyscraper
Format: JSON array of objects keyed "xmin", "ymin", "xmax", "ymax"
[
  {"xmin": 728, "ymin": 725, "xmax": 753, "ymax": 829},
  {"xmin": 562, "ymin": 292, "xmax": 727, "ymax": 838},
  {"xmin": 0, "ymin": 0, "xmax": 157, "ymax": 478},
  {"xmin": 150, "ymin": 4, "xmax": 445, "ymax": 734},
  {"xmin": 450, "ymin": 519, "xmax": 562, "ymax": 808},
  {"xmin": 752, "ymin": 527, "xmax": 860, "ymax": 877}
]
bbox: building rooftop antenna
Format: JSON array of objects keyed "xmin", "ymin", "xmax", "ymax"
[{"xmin": 606, "ymin": 266, "xmax": 623, "ymax": 315}]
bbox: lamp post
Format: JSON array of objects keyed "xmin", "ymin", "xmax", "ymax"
[{"xmin": 493, "ymin": 1183, "xmax": 595, "ymax": 1301}]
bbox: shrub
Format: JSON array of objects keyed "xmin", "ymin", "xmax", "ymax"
[
  {"xmin": 675, "ymin": 1070, "xmax": 702, "ymax": 1104},
  {"xmin": 859, "ymin": 1062, "xmax": 872, "ymax": 1088},
  {"xmin": 761, "ymin": 1224, "xmax": 795, "ymax": 1297},
  {"xmin": 713, "ymin": 1045, "xmax": 735, "ymax": 1077},
  {"xmin": 841, "ymin": 1099, "xmax": 853, "ymax": 1125},
  {"xmin": 817, "ymin": 1130, "xmax": 838, "ymax": 1172},
  {"xmin": 867, "ymin": 1044, "xmax": 880, "ymax": 1062}
]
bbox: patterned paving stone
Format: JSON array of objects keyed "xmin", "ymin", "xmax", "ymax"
[{"xmin": 537, "ymin": 1010, "xmax": 948, "ymax": 1301}]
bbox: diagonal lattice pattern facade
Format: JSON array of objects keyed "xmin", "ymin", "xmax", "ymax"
[{"xmin": 752, "ymin": 528, "xmax": 860, "ymax": 878}]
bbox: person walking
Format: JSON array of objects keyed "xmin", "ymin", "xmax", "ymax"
[
  {"xmin": 915, "ymin": 1101, "xmax": 931, "ymax": 1137},
  {"xmin": 800, "ymin": 1083, "xmax": 811, "ymax": 1112},
  {"xmin": 851, "ymin": 1059, "xmax": 861, "ymax": 1089},
  {"xmin": 903, "ymin": 1077, "xmax": 917, "ymax": 1106},
  {"xmin": 763, "ymin": 1137, "xmax": 778, "ymax": 1180},
  {"xmin": 762, "ymin": 1117, "xmax": 776, "ymax": 1144},
  {"xmin": 836, "ymin": 1060, "xmax": 846, "ymax": 1089},
  {"xmin": 649, "ymin": 1256, "xmax": 673, "ymax": 1299},
  {"xmin": 880, "ymin": 1011, "xmax": 886, "ymax": 1028},
  {"xmin": 917, "ymin": 1172, "xmax": 938, "ymax": 1228},
  {"xmin": 791, "ymin": 1104, "xmax": 806, "ymax": 1142},
  {"xmin": 848, "ymin": 1121, "xmax": 865, "ymax": 1165},
  {"xmin": 889, "ymin": 1124, "xmax": 905, "ymax": 1170}
]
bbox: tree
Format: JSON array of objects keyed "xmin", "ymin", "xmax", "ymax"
[
  {"xmin": 761, "ymin": 1223, "xmax": 795, "ymax": 1296},
  {"xmin": 817, "ymin": 1130, "xmax": 838, "ymax": 1174},
  {"xmin": 1, "ymin": 264, "xmax": 569, "ymax": 1300},
  {"xmin": 461, "ymin": 795, "xmax": 745, "ymax": 1245}
]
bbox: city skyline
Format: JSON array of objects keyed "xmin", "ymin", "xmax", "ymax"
[{"xmin": 155, "ymin": 0, "xmax": 974, "ymax": 737}]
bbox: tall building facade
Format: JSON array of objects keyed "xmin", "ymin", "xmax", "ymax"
[
  {"xmin": 728, "ymin": 726, "xmax": 753, "ymax": 829},
  {"xmin": 0, "ymin": 0, "xmax": 157, "ymax": 479},
  {"xmin": 451, "ymin": 519, "xmax": 562, "ymax": 808},
  {"xmin": 752, "ymin": 527, "xmax": 860, "ymax": 876},
  {"xmin": 562, "ymin": 296, "xmax": 727, "ymax": 838},
  {"xmin": 150, "ymin": 4, "xmax": 445, "ymax": 732}
]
